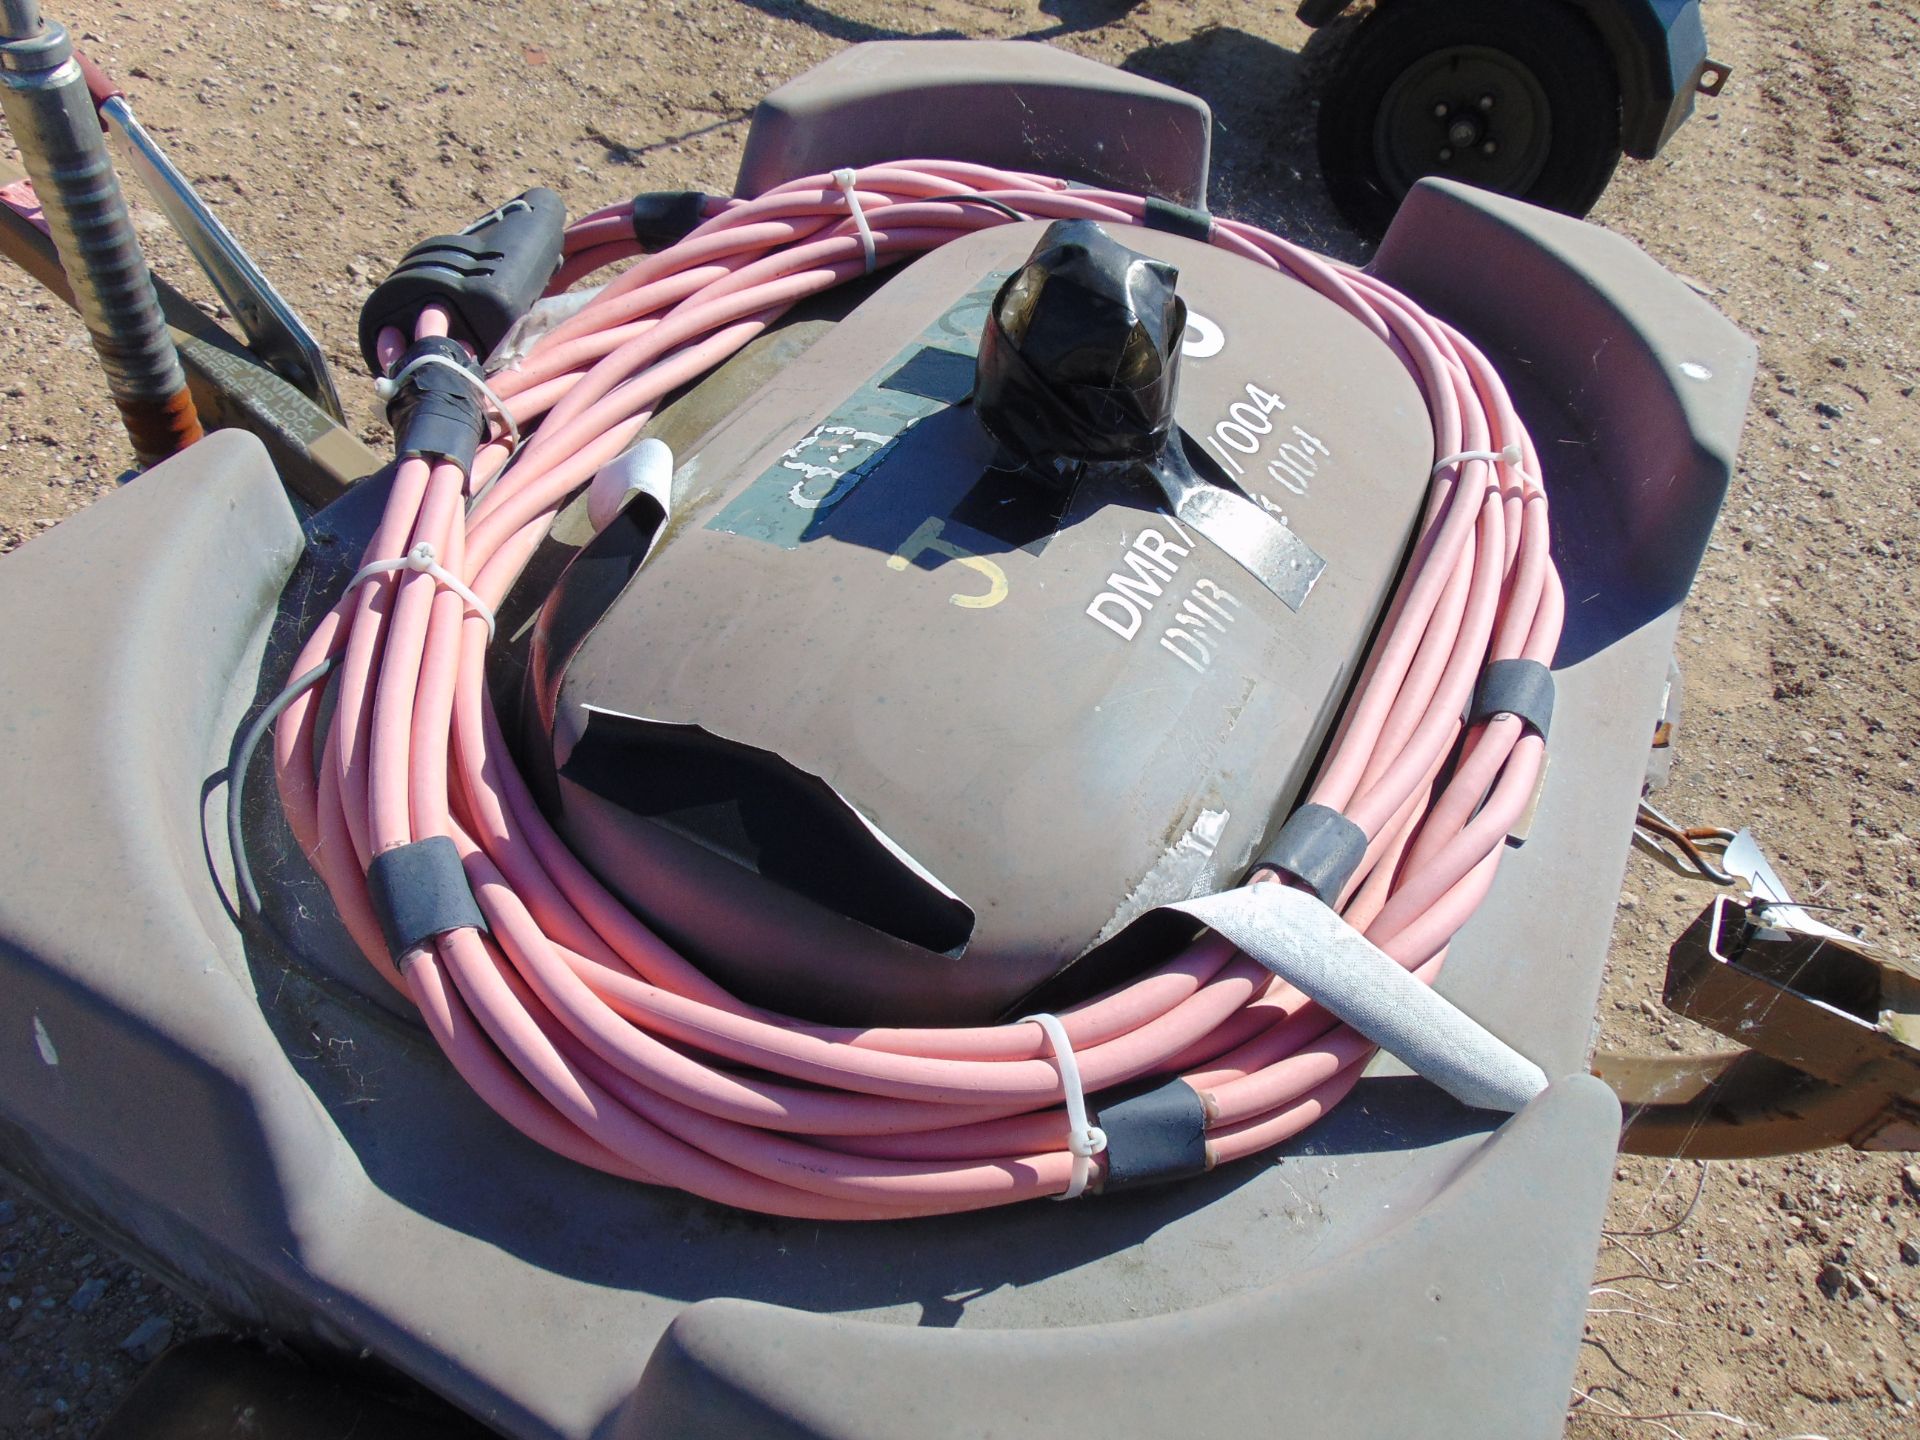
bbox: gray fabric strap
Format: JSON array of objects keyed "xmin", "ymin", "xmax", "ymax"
[
  {"xmin": 1095, "ymin": 1079, "xmax": 1210, "ymax": 1192},
  {"xmin": 1172, "ymin": 886, "xmax": 1548, "ymax": 1114},
  {"xmin": 1471, "ymin": 658, "xmax": 1555, "ymax": 738},
  {"xmin": 1253, "ymin": 803, "xmax": 1368, "ymax": 904},
  {"xmin": 367, "ymin": 835, "xmax": 488, "ymax": 961}
]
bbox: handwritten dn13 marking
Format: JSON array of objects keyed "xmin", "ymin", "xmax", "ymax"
[{"xmin": 781, "ymin": 423, "xmax": 892, "ymax": 511}]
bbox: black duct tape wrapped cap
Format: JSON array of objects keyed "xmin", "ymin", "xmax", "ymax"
[{"xmin": 973, "ymin": 219, "xmax": 1187, "ymax": 487}]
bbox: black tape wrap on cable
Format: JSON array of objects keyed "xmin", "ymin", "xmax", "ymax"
[
  {"xmin": 1253, "ymin": 803, "xmax": 1368, "ymax": 905},
  {"xmin": 1095, "ymin": 1078, "xmax": 1210, "ymax": 1192},
  {"xmin": 1470, "ymin": 658, "xmax": 1555, "ymax": 739},
  {"xmin": 385, "ymin": 336, "xmax": 488, "ymax": 470},
  {"xmin": 1142, "ymin": 194, "xmax": 1212, "ymax": 241},
  {"xmin": 366, "ymin": 835, "xmax": 489, "ymax": 963},
  {"xmin": 631, "ymin": 190, "xmax": 709, "ymax": 248}
]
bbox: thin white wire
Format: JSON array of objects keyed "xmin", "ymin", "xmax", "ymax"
[
  {"xmin": 345, "ymin": 541, "xmax": 497, "ymax": 641},
  {"xmin": 831, "ymin": 167, "xmax": 878, "ymax": 275},
  {"xmin": 1021, "ymin": 1012, "xmax": 1108, "ymax": 1199}
]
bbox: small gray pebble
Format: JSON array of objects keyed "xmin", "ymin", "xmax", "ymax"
[
  {"xmin": 68, "ymin": 1277, "xmax": 107, "ymax": 1313},
  {"xmin": 118, "ymin": 1315, "xmax": 174, "ymax": 1363}
]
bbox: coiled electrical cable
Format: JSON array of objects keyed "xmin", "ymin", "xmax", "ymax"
[{"xmin": 270, "ymin": 159, "xmax": 1562, "ymax": 1218}]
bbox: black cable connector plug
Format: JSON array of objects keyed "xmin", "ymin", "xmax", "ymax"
[{"xmin": 358, "ymin": 187, "xmax": 566, "ymax": 374}]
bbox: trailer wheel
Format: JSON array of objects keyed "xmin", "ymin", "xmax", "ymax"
[{"xmin": 1316, "ymin": 0, "xmax": 1623, "ymax": 236}]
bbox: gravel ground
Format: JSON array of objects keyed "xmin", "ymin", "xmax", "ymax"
[{"xmin": 2, "ymin": 0, "xmax": 1918, "ymax": 1435}]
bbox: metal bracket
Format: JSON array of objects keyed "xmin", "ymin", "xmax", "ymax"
[
  {"xmin": 70, "ymin": 48, "xmax": 346, "ymax": 424},
  {"xmin": 2, "ymin": 155, "xmax": 376, "ymax": 504},
  {"xmin": 1597, "ymin": 895, "xmax": 1920, "ymax": 1158}
]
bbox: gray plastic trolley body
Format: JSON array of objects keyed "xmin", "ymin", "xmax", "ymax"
[
  {"xmin": 734, "ymin": 41, "xmax": 1213, "ymax": 205},
  {"xmin": 0, "ymin": 47, "xmax": 1753, "ymax": 1440}
]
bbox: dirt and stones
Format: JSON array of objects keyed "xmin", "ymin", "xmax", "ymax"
[{"xmin": 2, "ymin": 0, "xmax": 1917, "ymax": 1435}]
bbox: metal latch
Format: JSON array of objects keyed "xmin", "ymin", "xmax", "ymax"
[{"xmin": 1597, "ymin": 896, "xmax": 1920, "ymax": 1158}]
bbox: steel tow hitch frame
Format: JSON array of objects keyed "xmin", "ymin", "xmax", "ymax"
[
  {"xmin": 1598, "ymin": 896, "xmax": 1920, "ymax": 1159},
  {"xmin": 0, "ymin": 0, "xmax": 201, "ymax": 462}
]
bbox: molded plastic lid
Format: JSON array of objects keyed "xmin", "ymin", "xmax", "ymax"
[{"xmin": 528, "ymin": 222, "xmax": 1433, "ymax": 1025}]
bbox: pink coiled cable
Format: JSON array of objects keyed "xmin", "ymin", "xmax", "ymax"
[{"xmin": 271, "ymin": 159, "xmax": 1562, "ymax": 1218}]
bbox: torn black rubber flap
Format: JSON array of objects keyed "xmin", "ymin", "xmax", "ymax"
[{"xmin": 971, "ymin": 219, "xmax": 1323, "ymax": 609}]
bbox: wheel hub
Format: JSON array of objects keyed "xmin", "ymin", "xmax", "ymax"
[{"xmin": 1376, "ymin": 46, "xmax": 1552, "ymax": 199}]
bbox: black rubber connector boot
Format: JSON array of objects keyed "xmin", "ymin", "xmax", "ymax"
[{"xmin": 358, "ymin": 188, "xmax": 566, "ymax": 373}]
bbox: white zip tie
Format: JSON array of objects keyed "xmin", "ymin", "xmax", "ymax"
[
  {"xmin": 375, "ymin": 353, "xmax": 523, "ymax": 457},
  {"xmin": 346, "ymin": 541, "xmax": 497, "ymax": 642},
  {"xmin": 831, "ymin": 167, "xmax": 877, "ymax": 275},
  {"xmin": 460, "ymin": 195, "xmax": 532, "ymax": 235},
  {"xmin": 1431, "ymin": 441, "xmax": 1523, "ymax": 477},
  {"xmin": 1022, "ymin": 1012, "xmax": 1108, "ymax": 1200}
]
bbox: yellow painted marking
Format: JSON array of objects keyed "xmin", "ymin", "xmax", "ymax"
[{"xmin": 887, "ymin": 517, "xmax": 1009, "ymax": 609}]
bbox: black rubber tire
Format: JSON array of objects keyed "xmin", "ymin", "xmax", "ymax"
[{"xmin": 1316, "ymin": 0, "xmax": 1623, "ymax": 237}]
